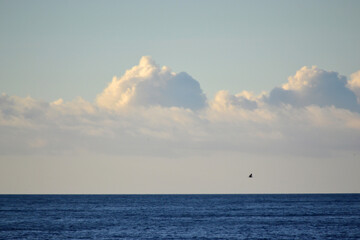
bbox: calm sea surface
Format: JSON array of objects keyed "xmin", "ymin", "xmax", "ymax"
[{"xmin": 1, "ymin": 194, "xmax": 359, "ymax": 239}]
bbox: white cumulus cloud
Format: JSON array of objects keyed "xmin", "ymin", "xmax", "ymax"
[
  {"xmin": 96, "ymin": 56, "xmax": 207, "ymax": 110},
  {"xmin": 347, "ymin": 70, "xmax": 360, "ymax": 103},
  {"xmin": 266, "ymin": 66, "xmax": 360, "ymax": 112},
  {"xmin": 0, "ymin": 59, "xmax": 360, "ymax": 159},
  {"xmin": 211, "ymin": 90, "xmax": 258, "ymax": 111}
]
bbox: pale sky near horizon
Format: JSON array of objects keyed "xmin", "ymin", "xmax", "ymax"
[{"xmin": 1, "ymin": 0, "xmax": 360, "ymax": 193}]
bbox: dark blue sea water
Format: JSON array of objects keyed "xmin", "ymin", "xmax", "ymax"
[{"xmin": 1, "ymin": 194, "xmax": 359, "ymax": 239}]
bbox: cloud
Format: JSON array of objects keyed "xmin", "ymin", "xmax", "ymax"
[
  {"xmin": 1, "ymin": 59, "xmax": 360, "ymax": 159},
  {"xmin": 211, "ymin": 90, "xmax": 258, "ymax": 111},
  {"xmin": 347, "ymin": 70, "xmax": 360, "ymax": 103},
  {"xmin": 0, "ymin": 94, "xmax": 49, "ymax": 127},
  {"xmin": 96, "ymin": 56, "xmax": 206, "ymax": 110},
  {"xmin": 266, "ymin": 66, "xmax": 360, "ymax": 112},
  {"xmin": 2, "ymin": 93, "xmax": 360, "ymax": 158}
]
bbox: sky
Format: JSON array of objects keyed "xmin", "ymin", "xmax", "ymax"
[{"xmin": 1, "ymin": 0, "xmax": 360, "ymax": 193}]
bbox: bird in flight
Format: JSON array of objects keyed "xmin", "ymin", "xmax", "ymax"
[{"xmin": 249, "ymin": 173, "xmax": 253, "ymax": 178}]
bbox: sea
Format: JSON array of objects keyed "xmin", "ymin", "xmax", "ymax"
[{"xmin": 0, "ymin": 194, "xmax": 359, "ymax": 239}]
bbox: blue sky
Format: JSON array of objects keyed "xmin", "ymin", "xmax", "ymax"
[
  {"xmin": 1, "ymin": 0, "xmax": 359, "ymax": 101},
  {"xmin": 1, "ymin": 0, "xmax": 360, "ymax": 193}
]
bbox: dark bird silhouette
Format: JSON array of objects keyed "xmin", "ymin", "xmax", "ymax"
[{"xmin": 249, "ymin": 173, "xmax": 253, "ymax": 178}]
